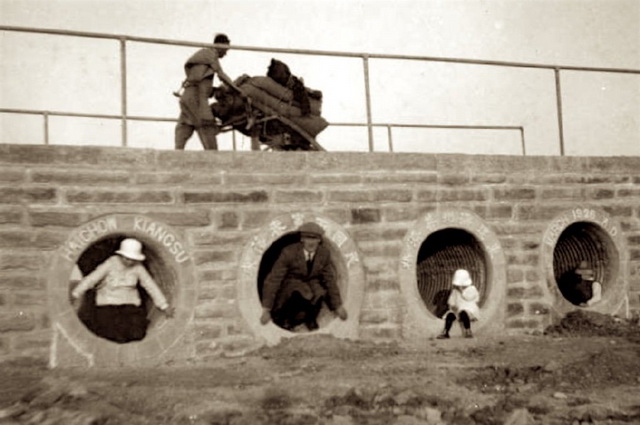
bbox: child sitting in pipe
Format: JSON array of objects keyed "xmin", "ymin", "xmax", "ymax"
[
  {"xmin": 437, "ymin": 269, "xmax": 480, "ymax": 339},
  {"xmin": 70, "ymin": 238, "xmax": 174, "ymax": 343},
  {"xmin": 570, "ymin": 260, "xmax": 602, "ymax": 307}
]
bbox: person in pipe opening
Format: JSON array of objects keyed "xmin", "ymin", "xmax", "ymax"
[
  {"xmin": 568, "ymin": 260, "xmax": 602, "ymax": 307},
  {"xmin": 437, "ymin": 269, "xmax": 480, "ymax": 339},
  {"xmin": 70, "ymin": 238, "xmax": 174, "ymax": 343},
  {"xmin": 260, "ymin": 222, "xmax": 348, "ymax": 331}
]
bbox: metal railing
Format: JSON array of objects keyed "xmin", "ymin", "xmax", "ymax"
[{"xmin": 2, "ymin": 25, "xmax": 639, "ymax": 154}]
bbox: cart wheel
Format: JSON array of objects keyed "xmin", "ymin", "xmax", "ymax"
[
  {"xmin": 274, "ymin": 116, "xmax": 325, "ymax": 151},
  {"xmin": 240, "ymin": 99, "xmax": 326, "ymax": 151}
]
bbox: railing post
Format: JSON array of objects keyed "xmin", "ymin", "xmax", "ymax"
[
  {"xmin": 362, "ymin": 55, "xmax": 374, "ymax": 152},
  {"xmin": 43, "ymin": 111, "xmax": 49, "ymax": 145},
  {"xmin": 387, "ymin": 125, "xmax": 394, "ymax": 152},
  {"xmin": 554, "ymin": 68, "xmax": 565, "ymax": 156},
  {"xmin": 120, "ymin": 37, "xmax": 128, "ymax": 147}
]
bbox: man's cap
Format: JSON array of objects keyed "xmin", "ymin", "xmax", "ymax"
[
  {"xmin": 298, "ymin": 222, "xmax": 324, "ymax": 238},
  {"xmin": 214, "ymin": 33, "xmax": 230, "ymax": 44}
]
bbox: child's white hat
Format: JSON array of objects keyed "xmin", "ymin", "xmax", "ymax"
[{"xmin": 452, "ymin": 269, "xmax": 472, "ymax": 287}]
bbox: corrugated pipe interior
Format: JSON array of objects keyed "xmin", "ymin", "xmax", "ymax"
[
  {"xmin": 416, "ymin": 228, "xmax": 487, "ymax": 318},
  {"xmin": 552, "ymin": 221, "xmax": 618, "ymax": 305}
]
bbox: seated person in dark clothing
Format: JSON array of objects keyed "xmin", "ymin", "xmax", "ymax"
[
  {"xmin": 259, "ymin": 222, "xmax": 348, "ymax": 331},
  {"xmin": 566, "ymin": 260, "xmax": 602, "ymax": 307}
]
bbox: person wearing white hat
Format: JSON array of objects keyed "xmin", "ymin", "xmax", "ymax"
[
  {"xmin": 437, "ymin": 269, "xmax": 480, "ymax": 339},
  {"xmin": 71, "ymin": 238, "xmax": 174, "ymax": 343}
]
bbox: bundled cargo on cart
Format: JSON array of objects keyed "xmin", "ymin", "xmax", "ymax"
[{"xmin": 211, "ymin": 59, "xmax": 328, "ymax": 151}]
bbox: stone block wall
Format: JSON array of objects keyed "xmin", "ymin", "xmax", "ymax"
[{"xmin": 0, "ymin": 144, "xmax": 638, "ymax": 366}]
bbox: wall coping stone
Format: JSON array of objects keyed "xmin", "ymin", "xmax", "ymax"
[{"xmin": 2, "ymin": 144, "xmax": 639, "ymax": 174}]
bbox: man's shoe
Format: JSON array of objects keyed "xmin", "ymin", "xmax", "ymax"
[
  {"xmin": 436, "ymin": 332, "xmax": 450, "ymax": 339},
  {"xmin": 463, "ymin": 329, "xmax": 473, "ymax": 338}
]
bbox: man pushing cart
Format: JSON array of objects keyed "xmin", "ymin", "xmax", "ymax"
[{"xmin": 174, "ymin": 33, "xmax": 328, "ymax": 151}]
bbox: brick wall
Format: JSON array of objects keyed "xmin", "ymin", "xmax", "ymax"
[{"xmin": 0, "ymin": 144, "xmax": 639, "ymax": 365}]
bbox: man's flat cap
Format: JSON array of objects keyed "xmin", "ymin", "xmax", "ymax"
[{"xmin": 298, "ymin": 222, "xmax": 324, "ymax": 237}]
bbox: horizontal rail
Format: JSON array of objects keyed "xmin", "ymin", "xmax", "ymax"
[
  {"xmin": 2, "ymin": 25, "xmax": 639, "ymax": 75},
  {"xmin": 0, "ymin": 108, "xmax": 180, "ymax": 123},
  {"xmin": 330, "ymin": 122, "xmax": 522, "ymax": 131},
  {"xmin": 331, "ymin": 122, "xmax": 525, "ymax": 155},
  {"xmin": 0, "ymin": 108, "xmax": 523, "ymax": 131},
  {"xmin": 0, "ymin": 108, "xmax": 124, "ymax": 120},
  {"xmin": 0, "ymin": 107, "xmax": 525, "ymax": 153}
]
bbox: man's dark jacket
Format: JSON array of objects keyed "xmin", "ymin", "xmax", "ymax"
[{"xmin": 262, "ymin": 242, "xmax": 343, "ymax": 312}]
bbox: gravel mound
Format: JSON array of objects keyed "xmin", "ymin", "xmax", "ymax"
[{"xmin": 544, "ymin": 310, "xmax": 640, "ymax": 342}]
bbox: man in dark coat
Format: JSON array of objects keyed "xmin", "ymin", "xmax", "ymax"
[
  {"xmin": 174, "ymin": 33, "xmax": 242, "ymax": 150},
  {"xmin": 260, "ymin": 222, "xmax": 348, "ymax": 331}
]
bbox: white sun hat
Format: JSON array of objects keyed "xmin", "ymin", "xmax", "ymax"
[
  {"xmin": 115, "ymin": 238, "xmax": 146, "ymax": 261},
  {"xmin": 452, "ymin": 269, "xmax": 473, "ymax": 287}
]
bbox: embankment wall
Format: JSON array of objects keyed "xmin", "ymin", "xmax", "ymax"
[{"xmin": 0, "ymin": 144, "xmax": 638, "ymax": 366}]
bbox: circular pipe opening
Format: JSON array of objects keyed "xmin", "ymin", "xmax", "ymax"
[
  {"xmin": 398, "ymin": 209, "xmax": 506, "ymax": 338},
  {"xmin": 416, "ymin": 228, "xmax": 488, "ymax": 318},
  {"xmin": 541, "ymin": 208, "xmax": 629, "ymax": 321},
  {"xmin": 258, "ymin": 231, "xmax": 347, "ymax": 332},
  {"xmin": 237, "ymin": 213, "xmax": 364, "ymax": 345},
  {"xmin": 553, "ymin": 221, "xmax": 618, "ymax": 306},
  {"xmin": 49, "ymin": 214, "xmax": 197, "ymax": 367},
  {"xmin": 70, "ymin": 234, "xmax": 175, "ymax": 343}
]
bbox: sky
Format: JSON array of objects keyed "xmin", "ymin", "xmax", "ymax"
[{"xmin": 1, "ymin": 0, "xmax": 639, "ymax": 155}]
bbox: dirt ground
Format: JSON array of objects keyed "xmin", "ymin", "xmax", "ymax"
[{"xmin": 1, "ymin": 311, "xmax": 639, "ymax": 425}]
